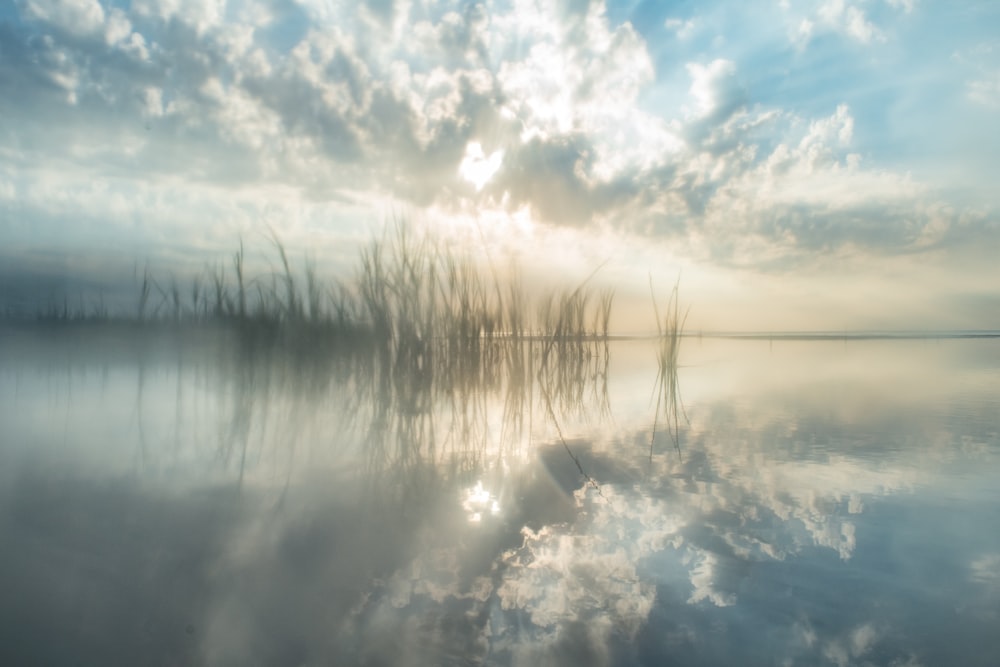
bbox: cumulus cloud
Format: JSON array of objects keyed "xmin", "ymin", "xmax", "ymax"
[{"xmin": 686, "ymin": 59, "xmax": 743, "ymax": 120}]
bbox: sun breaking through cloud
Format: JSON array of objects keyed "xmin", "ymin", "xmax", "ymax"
[{"xmin": 459, "ymin": 141, "xmax": 504, "ymax": 192}]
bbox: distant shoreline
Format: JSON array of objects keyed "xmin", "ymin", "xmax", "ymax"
[
  {"xmin": 602, "ymin": 330, "xmax": 1000, "ymax": 341},
  {"xmin": 677, "ymin": 330, "xmax": 1000, "ymax": 341}
]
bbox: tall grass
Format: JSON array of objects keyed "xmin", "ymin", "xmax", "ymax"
[
  {"xmin": 650, "ymin": 276, "xmax": 689, "ymax": 459},
  {"xmin": 112, "ymin": 225, "xmax": 615, "ymax": 348}
]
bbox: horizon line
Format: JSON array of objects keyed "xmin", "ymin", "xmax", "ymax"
[
  {"xmin": 613, "ymin": 329, "xmax": 1000, "ymax": 341},
  {"xmin": 3, "ymin": 316, "xmax": 1000, "ymax": 341}
]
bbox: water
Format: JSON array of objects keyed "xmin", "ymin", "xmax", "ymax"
[{"xmin": 1, "ymin": 325, "xmax": 998, "ymax": 666}]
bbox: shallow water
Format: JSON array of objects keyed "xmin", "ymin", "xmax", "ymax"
[{"xmin": 1, "ymin": 326, "xmax": 998, "ymax": 666}]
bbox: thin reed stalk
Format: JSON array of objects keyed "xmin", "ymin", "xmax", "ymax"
[{"xmin": 649, "ymin": 276, "xmax": 689, "ymax": 460}]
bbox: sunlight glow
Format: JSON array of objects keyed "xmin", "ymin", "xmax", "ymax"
[
  {"xmin": 462, "ymin": 481, "xmax": 501, "ymax": 523},
  {"xmin": 458, "ymin": 141, "xmax": 504, "ymax": 191}
]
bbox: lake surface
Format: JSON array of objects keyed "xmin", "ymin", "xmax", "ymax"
[{"xmin": 1, "ymin": 325, "xmax": 998, "ymax": 666}]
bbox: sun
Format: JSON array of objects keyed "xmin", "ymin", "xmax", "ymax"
[{"xmin": 458, "ymin": 141, "xmax": 504, "ymax": 191}]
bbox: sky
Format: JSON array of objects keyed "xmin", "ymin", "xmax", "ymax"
[{"xmin": 1, "ymin": 0, "xmax": 999, "ymax": 331}]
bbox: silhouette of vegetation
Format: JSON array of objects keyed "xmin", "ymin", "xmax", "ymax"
[
  {"xmin": 650, "ymin": 276, "xmax": 689, "ymax": 460},
  {"xmin": 26, "ymin": 223, "xmax": 610, "ymax": 341}
]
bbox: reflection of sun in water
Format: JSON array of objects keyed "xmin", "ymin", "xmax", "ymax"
[
  {"xmin": 462, "ymin": 481, "xmax": 500, "ymax": 523},
  {"xmin": 458, "ymin": 141, "xmax": 504, "ymax": 191}
]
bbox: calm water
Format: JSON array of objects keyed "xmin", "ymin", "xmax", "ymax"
[{"xmin": 1, "ymin": 326, "xmax": 998, "ymax": 666}]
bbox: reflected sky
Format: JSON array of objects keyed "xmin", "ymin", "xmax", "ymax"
[{"xmin": 1, "ymin": 330, "xmax": 999, "ymax": 665}]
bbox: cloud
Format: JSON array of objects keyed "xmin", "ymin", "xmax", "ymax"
[
  {"xmin": 132, "ymin": 0, "xmax": 228, "ymax": 35},
  {"xmin": 793, "ymin": 18, "xmax": 815, "ymax": 48},
  {"xmin": 664, "ymin": 17, "xmax": 695, "ymax": 40},
  {"xmin": 822, "ymin": 623, "xmax": 880, "ymax": 667},
  {"xmin": 686, "ymin": 551, "xmax": 736, "ymax": 606},
  {"xmin": 686, "ymin": 59, "xmax": 744, "ymax": 120},
  {"xmin": 786, "ymin": 0, "xmax": 915, "ymax": 47},
  {"xmin": 818, "ymin": 0, "xmax": 884, "ymax": 43},
  {"xmin": 20, "ymin": 0, "xmax": 107, "ymax": 37},
  {"xmin": 970, "ymin": 553, "xmax": 1000, "ymax": 588},
  {"xmin": 668, "ymin": 102, "xmax": 952, "ymax": 267},
  {"xmin": 886, "ymin": 0, "xmax": 916, "ymax": 13},
  {"xmin": 843, "ymin": 5, "xmax": 883, "ymax": 43},
  {"xmin": 967, "ymin": 70, "xmax": 1000, "ymax": 108}
]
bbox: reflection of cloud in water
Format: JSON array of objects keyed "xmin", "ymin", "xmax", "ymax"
[
  {"xmin": 685, "ymin": 551, "xmax": 736, "ymax": 607},
  {"xmin": 694, "ymin": 453, "xmax": 920, "ymax": 561},
  {"xmin": 970, "ymin": 553, "xmax": 1000, "ymax": 587},
  {"xmin": 306, "ymin": 391, "xmax": 970, "ymax": 665},
  {"xmin": 325, "ymin": 480, "xmax": 686, "ymax": 666},
  {"xmin": 968, "ymin": 553, "xmax": 1000, "ymax": 626},
  {"xmin": 817, "ymin": 622, "xmax": 924, "ymax": 667},
  {"xmin": 496, "ymin": 487, "xmax": 674, "ymax": 630}
]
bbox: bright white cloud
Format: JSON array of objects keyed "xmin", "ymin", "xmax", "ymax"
[
  {"xmin": 686, "ymin": 59, "xmax": 740, "ymax": 118},
  {"xmin": 495, "ymin": 10, "xmax": 654, "ymax": 144}
]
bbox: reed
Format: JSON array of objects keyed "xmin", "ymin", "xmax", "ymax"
[
  {"xmin": 45, "ymin": 223, "xmax": 615, "ymax": 355},
  {"xmin": 649, "ymin": 276, "xmax": 689, "ymax": 459}
]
